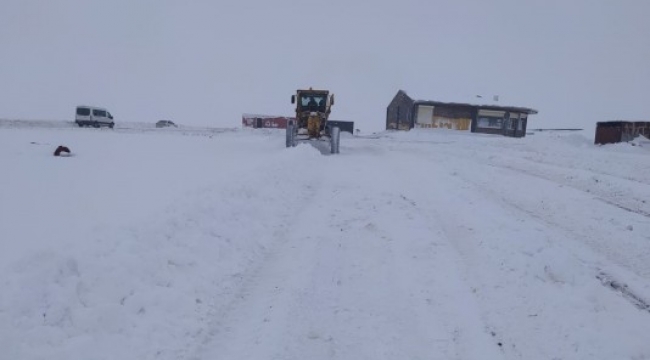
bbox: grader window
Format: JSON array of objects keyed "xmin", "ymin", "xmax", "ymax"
[{"xmin": 300, "ymin": 95, "xmax": 326, "ymax": 111}]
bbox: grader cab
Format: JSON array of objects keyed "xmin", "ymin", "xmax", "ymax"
[{"xmin": 286, "ymin": 88, "xmax": 340, "ymax": 154}]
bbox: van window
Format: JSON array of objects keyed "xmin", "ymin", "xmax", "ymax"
[
  {"xmin": 76, "ymin": 108, "xmax": 90, "ymax": 116},
  {"xmin": 93, "ymin": 109, "xmax": 107, "ymax": 117}
]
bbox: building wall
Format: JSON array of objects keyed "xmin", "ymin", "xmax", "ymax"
[
  {"xmin": 410, "ymin": 104, "xmax": 531, "ymax": 137},
  {"xmin": 622, "ymin": 122, "xmax": 650, "ymax": 141},
  {"xmin": 386, "ymin": 90, "xmax": 415, "ymax": 130},
  {"xmin": 474, "ymin": 109, "xmax": 528, "ymax": 137},
  {"xmin": 595, "ymin": 121, "xmax": 650, "ymax": 144},
  {"xmin": 414, "ymin": 104, "xmax": 474, "ymax": 131},
  {"xmin": 435, "ymin": 106, "xmax": 473, "ymax": 131},
  {"xmin": 594, "ymin": 123, "xmax": 623, "ymax": 144}
]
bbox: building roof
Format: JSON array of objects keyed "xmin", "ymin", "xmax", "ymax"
[
  {"xmin": 413, "ymin": 100, "xmax": 538, "ymax": 115},
  {"xmin": 597, "ymin": 120, "xmax": 650, "ymax": 124},
  {"xmin": 398, "ymin": 90, "xmax": 538, "ymax": 115}
]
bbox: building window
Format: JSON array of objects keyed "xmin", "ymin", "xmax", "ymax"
[
  {"xmin": 477, "ymin": 116, "xmax": 503, "ymax": 129},
  {"xmin": 477, "ymin": 110, "xmax": 506, "ymax": 129}
]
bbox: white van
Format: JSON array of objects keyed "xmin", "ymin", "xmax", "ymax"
[{"xmin": 75, "ymin": 106, "xmax": 115, "ymax": 128}]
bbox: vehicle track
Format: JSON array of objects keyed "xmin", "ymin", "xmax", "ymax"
[
  {"xmin": 383, "ymin": 140, "xmax": 650, "ymax": 359},
  {"xmin": 391, "ymin": 138, "xmax": 650, "ymax": 278},
  {"xmin": 189, "ymin": 147, "xmax": 502, "ymax": 360}
]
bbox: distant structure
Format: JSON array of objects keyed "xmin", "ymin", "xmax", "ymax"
[
  {"xmin": 594, "ymin": 121, "xmax": 650, "ymax": 145},
  {"xmin": 324, "ymin": 120, "xmax": 354, "ymax": 134},
  {"xmin": 242, "ymin": 114, "xmax": 354, "ymax": 134},
  {"xmin": 242, "ymin": 114, "xmax": 292, "ymax": 129},
  {"xmin": 386, "ymin": 90, "xmax": 538, "ymax": 138}
]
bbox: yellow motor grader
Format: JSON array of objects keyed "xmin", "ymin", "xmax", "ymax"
[{"xmin": 286, "ymin": 88, "xmax": 340, "ymax": 154}]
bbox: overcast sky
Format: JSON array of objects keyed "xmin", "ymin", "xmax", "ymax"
[{"xmin": 1, "ymin": 0, "xmax": 649, "ymax": 132}]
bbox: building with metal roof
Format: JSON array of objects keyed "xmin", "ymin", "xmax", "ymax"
[{"xmin": 386, "ymin": 90, "xmax": 538, "ymax": 137}]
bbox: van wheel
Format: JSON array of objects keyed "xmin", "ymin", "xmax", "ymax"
[
  {"xmin": 93, "ymin": 123, "xmax": 100, "ymax": 128},
  {"xmin": 109, "ymin": 123, "xmax": 114, "ymax": 129}
]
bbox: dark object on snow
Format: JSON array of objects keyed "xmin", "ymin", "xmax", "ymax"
[
  {"xmin": 595, "ymin": 121, "xmax": 650, "ymax": 145},
  {"xmin": 326, "ymin": 120, "xmax": 354, "ymax": 134},
  {"xmin": 54, "ymin": 145, "xmax": 71, "ymax": 156},
  {"xmin": 156, "ymin": 120, "xmax": 177, "ymax": 128}
]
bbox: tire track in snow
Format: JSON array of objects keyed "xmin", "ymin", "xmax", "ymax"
[
  {"xmin": 185, "ymin": 151, "xmax": 328, "ymax": 360},
  {"xmin": 477, "ymin": 160, "xmax": 650, "ymax": 219},
  {"xmin": 405, "ymin": 139, "xmax": 650, "ymax": 279},
  {"xmin": 190, "ymin": 146, "xmax": 503, "ymax": 360},
  {"xmin": 368, "ymin": 139, "xmax": 650, "ymax": 359},
  {"xmin": 383, "ymin": 137, "xmax": 650, "ymax": 218},
  {"xmin": 439, "ymin": 161, "xmax": 650, "ymax": 317},
  {"xmin": 275, "ymin": 188, "xmax": 500, "ymax": 360},
  {"xmin": 189, "ymin": 166, "xmax": 360, "ymax": 359},
  {"xmin": 454, "ymin": 158, "xmax": 650, "ymax": 279},
  {"xmin": 596, "ymin": 272, "xmax": 650, "ymax": 313},
  {"xmin": 444, "ymin": 166, "xmax": 650, "ymax": 356}
]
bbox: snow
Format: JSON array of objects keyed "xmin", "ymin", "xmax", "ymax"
[{"xmin": 1, "ymin": 123, "xmax": 649, "ymax": 360}]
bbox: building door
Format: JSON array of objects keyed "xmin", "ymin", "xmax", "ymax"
[{"xmin": 416, "ymin": 105, "xmax": 434, "ymax": 128}]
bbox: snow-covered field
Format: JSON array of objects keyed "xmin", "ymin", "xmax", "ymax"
[{"xmin": 1, "ymin": 121, "xmax": 649, "ymax": 360}]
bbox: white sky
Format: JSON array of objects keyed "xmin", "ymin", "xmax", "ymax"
[{"xmin": 1, "ymin": 0, "xmax": 649, "ymax": 131}]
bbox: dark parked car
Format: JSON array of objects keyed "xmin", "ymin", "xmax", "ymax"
[{"xmin": 156, "ymin": 120, "xmax": 177, "ymax": 128}]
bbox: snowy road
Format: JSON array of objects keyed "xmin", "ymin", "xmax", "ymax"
[
  {"xmin": 190, "ymin": 142, "xmax": 500, "ymax": 360},
  {"xmin": 1, "ymin": 125, "xmax": 649, "ymax": 359}
]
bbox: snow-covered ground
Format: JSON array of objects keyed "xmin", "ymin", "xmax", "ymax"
[{"xmin": 1, "ymin": 122, "xmax": 649, "ymax": 360}]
